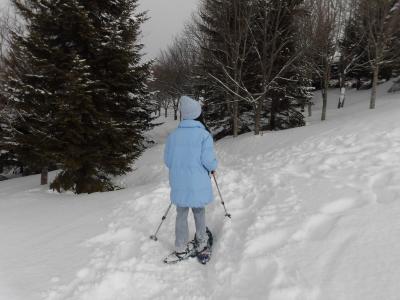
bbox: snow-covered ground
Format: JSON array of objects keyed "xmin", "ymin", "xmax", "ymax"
[{"xmin": 1, "ymin": 82, "xmax": 400, "ymax": 300}]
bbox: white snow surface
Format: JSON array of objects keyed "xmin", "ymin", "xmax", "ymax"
[{"xmin": 1, "ymin": 82, "xmax": 400, "ymax": 300}]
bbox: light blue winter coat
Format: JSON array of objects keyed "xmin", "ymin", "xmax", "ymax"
[{"xmin": 164, "ymin": 120, "xmax": 218, "ymax": 208}]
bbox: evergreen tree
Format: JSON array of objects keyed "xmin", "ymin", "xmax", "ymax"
[
  {"xmin": 3, "ymin": 4, "xmax": 55, "ymax": 182},
  {"xmin": 4, "ymin": 0, "xmax": 153, "ymax": 193}
]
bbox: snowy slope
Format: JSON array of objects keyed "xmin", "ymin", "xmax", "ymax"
[{"xmin": 1, "ymin": 83, "xmax": 400, "ymax": 300}]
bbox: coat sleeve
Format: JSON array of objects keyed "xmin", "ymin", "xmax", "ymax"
[
  {"xmin": 201, "ymin": 133, "xmax": 218, "ymax": 172},
  {"xmin": 164, "ymin": 135, "xmax": 171, "ymax": 169}
]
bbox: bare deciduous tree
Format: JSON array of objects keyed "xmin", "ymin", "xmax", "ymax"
[
  {"xmin": 0, "ymin": 7, "xmax": 15, "ymax": 175},
  {"xmin": 302, "ymin": 0, "xmax": 346, "ymax": 121},
  {"xmin": 199, "ymin": 0, "xmax": 254, "ymax": 137},
  {"xmin": 360, "ymin": 0, "xmax": 400, "ymax": 109},
  {"xmin": 248, "ymin": 0, "xmax": 306, "ymax": 134},
  {"xmin": 337, "ymin": 1, "xmax": 370, "ymax": 108},
  {"xmin": 151, "ymin": 33, "xmax": 198, "ymax": 120},
  {"xmin": 203, "ymin": 0, "xmax": 306, "ymax": 135},
  {"xmin": 0, "ymin": 7, "xmax": 15, "ymax": 126}
]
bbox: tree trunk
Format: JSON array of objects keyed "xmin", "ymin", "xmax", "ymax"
[
  {"xmin": 174, "ymin": 108, "xmax": 178, "ymax": 120},
  {"xmin": 321, "ymin": 87, "xmax": 327, "ymax": 121},
  {"xmin": 308, "ymin": 102, "xmax": 312, "ymax": 117},
  {"xmin": 338, "ymin": 75, "xmax": 346, "ymax": 109},
  {"xmin": 321, "ymin": 72, "xmax": 329, "ymax": 121},
  {"xmin": 269, "ymin": 98, "xmax": 277, "ymax": 130},
  {"xmin": 41, "ymin": 166, "xmax": 48, "ymax": 185},
  {"xmin": 340, "ymin": 89, "xmax": 346, "ymax": 108},
  {"xmin": 232, "ymin": 100, "xmax": 239, "ymax": 137},
  {"xmin": 370, "ymin": 64, "xmax": 379, "ymax": 109},
  {"xmin": 321, "ymin": 59, "xmax": 331, "ymax": 121},
  {"xmin": 254, "ymin": 101, "xmax": 261, "ymax": 135},
  {"xmin": 164, "ymin": 107, "xmax": 168, "ymax": 118}
]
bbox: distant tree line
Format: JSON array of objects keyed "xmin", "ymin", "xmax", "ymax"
[
  {"xmin": 0, "ymin": 0, "xmax": 399, "ymax": 191},
  {"xmin": 151, "ymin": 0, "xmax": 400, "ymax": 138}
]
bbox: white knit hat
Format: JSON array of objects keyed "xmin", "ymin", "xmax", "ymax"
[{"xmin": 179, "ymin": 96, "xmax": 202, "ymax": 120}]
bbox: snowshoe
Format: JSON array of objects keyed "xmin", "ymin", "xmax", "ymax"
[
  {"xmin": 163, "ymin": 240, "xmax": 197, "ymax": 264},
  {"xmin": 197, "ymin": 228, "xmax": 213, "ymax": 265}
]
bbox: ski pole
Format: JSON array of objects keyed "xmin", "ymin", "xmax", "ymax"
[
  {"xmin": 212, "ymin": 173, "xmax": 232, "ymax": 219},
  {"xmin": 150, "ymin": 203, "xmax": 173, "ymax": 241}
]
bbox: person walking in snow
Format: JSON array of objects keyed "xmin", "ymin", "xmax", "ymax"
[{"xmin": 163, "ymin": 95, "xmax": 218, "ymax": 264}]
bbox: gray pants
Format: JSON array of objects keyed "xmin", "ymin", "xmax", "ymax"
[{"xmin": 175, "ymin": 207, "xmax": 208, "ymax": 252}]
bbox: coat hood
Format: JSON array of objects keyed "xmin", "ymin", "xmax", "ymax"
[{"xmin": 178, "ymin": 120, "xmax": 205, "ymax": 129}]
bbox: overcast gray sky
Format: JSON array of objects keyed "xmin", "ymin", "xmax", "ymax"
[
  {"xmin": 139, "ymin": 0, "xmax": 199, "ymax": 60},
  {"xmin": 0, "ymin": 0, "xmax": 200, "ymax": 61}
]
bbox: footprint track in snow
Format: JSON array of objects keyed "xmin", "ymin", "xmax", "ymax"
[
  {"xmin": 292, "ymin": 197, "xmax": 361, "ymax": 242},
  {"xmin": 368, "ymin": 170, "xmax": 400, "ymax": 204},
  {"xmin": 244, "ymin": 229, "xmax": 290, "ymax": 258}
]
